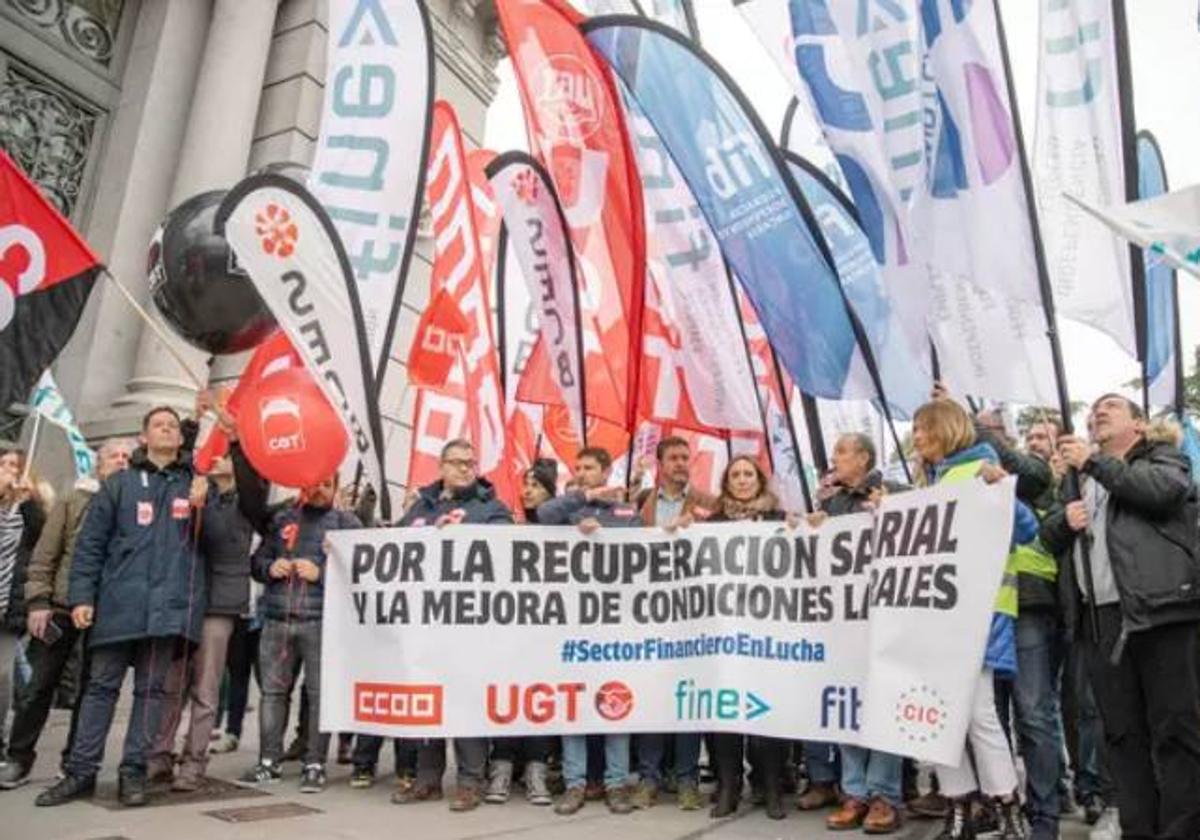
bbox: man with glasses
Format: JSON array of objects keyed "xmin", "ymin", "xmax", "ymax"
[{"xmin": 392, "ymin": 439, "xmax": 514, "ymax": 812}]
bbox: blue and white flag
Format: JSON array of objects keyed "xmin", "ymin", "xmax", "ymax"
[
  {"xmin": 30, "ymin": 370, "xmax": 94, "ymax": 479},
  {"xmin": 787, "ymin": 155, "xmax": 926, "ymax": 418},
  {"xmin": 916, "ymin": 0, "xmax": 1058, "ymax": 405},
  {"xmin": 1137, "ymin": 132, "xmax": 1179, "ymax": 410},
  {"xmin": 583, "ymin": 16, "xmax": 870, "ymax": 402},
  {"xmin": 738, "ymin": 0, "xmax": 931, "ymax": 387}
]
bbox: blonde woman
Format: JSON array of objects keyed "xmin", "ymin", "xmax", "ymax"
[{"xmin": 911, "ymin": 400, "xmax": 1036, "ymax": 840}]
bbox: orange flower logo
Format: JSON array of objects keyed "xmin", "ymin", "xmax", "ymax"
[
  {"xmin": 255, "ymin": 203, "xmax": 298, "ymax": 258},
  {"xmin": 514, "ymin": 168, "xmax": 540, "ymax": 205}
]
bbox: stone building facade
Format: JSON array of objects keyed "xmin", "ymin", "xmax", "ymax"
[{"xmin": 0, "ymin": 0, "xmax": 505, "ymax": 492}]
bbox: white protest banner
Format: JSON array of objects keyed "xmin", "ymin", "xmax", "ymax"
[
  {"xmin": 322, "ymin": 477, "xmax": 1015, "ymax": 764},
  {"xmin": 217, "ymin": 175, "xmax": 390, "ymax": 518}
]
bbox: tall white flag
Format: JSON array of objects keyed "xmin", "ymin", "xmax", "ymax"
[
  {"xmin": 1033, "ymin": 0, "xmax": 1135, "ymax": 355},
  {"xmin": 308, "ymin": 0, "xmax": 433, "ymax": 377}
]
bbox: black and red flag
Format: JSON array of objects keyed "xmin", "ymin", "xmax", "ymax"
[{"xmin": 0, "ymin": 149, "xmax": 101, "ymax": 409}]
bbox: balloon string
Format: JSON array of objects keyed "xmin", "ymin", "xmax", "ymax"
[{"xmin": 148, "ymin": 506, "xmax": 205, "ymax": 763}]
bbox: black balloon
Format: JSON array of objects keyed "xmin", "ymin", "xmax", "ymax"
[{"xmin": 147, "ymin": 189, "xmax": 276, "ymax": 355}]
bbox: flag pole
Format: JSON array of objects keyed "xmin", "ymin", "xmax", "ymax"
[
  {"xmin": 20, "ymin": 411, "xmax": 42, "ymax": 483},
  {"xmin": 994, "ymin": 0, "xmax": 1097, "ymax": 638},
  {"xmin": 102, "ymin": 269, "xmax": 205, "ymax": 390},
  {"xmin": 1112, "ymin": 0, "xmax": 1149, "ymax": 416}
]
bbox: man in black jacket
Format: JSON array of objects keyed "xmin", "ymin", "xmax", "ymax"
[
  {"xmin": 539, "ymin": 447, "xmax": 639, "ymax": 817},
  {"xmin": 148, "ymin": 447, "xmax": 259, "ymax": 791},
  {"xmin": 1042, "ymin": 394, "xmax": 1200, "ymax": 840},
  {"xmin": 39, "ymin": 407, "xmax": 207, "ymax": 808},
  {"xmin": 391, "ymin": 439, "xmax": 513, "ymax": 812}
]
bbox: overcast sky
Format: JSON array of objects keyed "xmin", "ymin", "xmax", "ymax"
[{"xmin": 485, "ymin": 1, "xmax": 1200, "ymax": 405}]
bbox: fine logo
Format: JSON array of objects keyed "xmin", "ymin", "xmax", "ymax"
[{"xmin": 532, "ymin": 54, "xmax": 605, "ymax": 143}]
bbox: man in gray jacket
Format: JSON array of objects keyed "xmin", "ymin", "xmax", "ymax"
[{"xmin": 0, "ymin": 439, "xmax": 131, "ymax": 789}]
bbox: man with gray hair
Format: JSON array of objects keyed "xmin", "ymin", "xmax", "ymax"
[
  {"xmin": 0, "ymin": 438, "xmax": 133, "ymax": 790},
  {"xmin": 807, "ymin": 431, "xmax": 908, "ymax": 832}
]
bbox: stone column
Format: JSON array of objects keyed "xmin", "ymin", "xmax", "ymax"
[{"xmin": 114, "ymin": 0, "xmax": 280, "ymax": 414}]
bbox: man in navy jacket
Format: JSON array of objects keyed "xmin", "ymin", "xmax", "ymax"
[
  {"xmin": 39, "ymin": 406, "xmax": 207, "ymax": 808},
  {"xmin": 389, "ymin": 439, "xmax": 512, "ymax": 811}
]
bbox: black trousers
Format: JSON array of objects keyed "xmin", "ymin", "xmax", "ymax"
[
  {"xmin": 1083, "ymin": 606, "xmax": 1200, "ymax": 840},
  {"xmin": 711, "ymin": 734, "xmax": 786, "ymax": 795},
  {"xmin": 6, "ymin": 614, "xmax": 90, "ymax": 769},
  {"xmin": 351, "ymin": 735, "xmax": 418, "ymax": 775}
]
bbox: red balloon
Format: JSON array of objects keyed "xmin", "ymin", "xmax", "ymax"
[{"xmin": 235, "ymin": 367, "xmax": 348, "ymax": 488}]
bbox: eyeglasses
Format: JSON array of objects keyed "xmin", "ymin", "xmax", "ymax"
[{"xmin": 442, "ymin": 458, "xmax": 477, "ymax": 470}]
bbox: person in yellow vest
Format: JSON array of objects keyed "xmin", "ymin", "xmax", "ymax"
[{"xmin": 912, "ymin": 399, "xmax": 1037, "ymax": 840}]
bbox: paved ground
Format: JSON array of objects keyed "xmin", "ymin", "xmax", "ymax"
[{"xmin": 2, "ymin": 688, "xmax": 1095, "ymax": 840}]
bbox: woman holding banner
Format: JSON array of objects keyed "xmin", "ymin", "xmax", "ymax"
[
  {"xmin": 912, "ymin": 400, "xmax": 1035, "ymax": 840},
  {"xmin": 704, "ymin": 455, "xmax": 792, "ymax": 821}
]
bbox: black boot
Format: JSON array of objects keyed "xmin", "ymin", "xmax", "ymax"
[
  {"xmin": 996, "ymin": 797, "xmax": 1028, "ymax": 840},
  {"xmin": 710, "ymin": 734, "xmax": 742, "ymax": 819},
  {"xmin": 935, "ymin": 797, "xmax": 975, "ymax": 840},
  {"xmin": 119, "ymin": 771, "xmax": 148, "ymax": 807},
  {"xmin": 764, "ymin": 781, "xmax": 786, "ymax": 821},
  {"xmin": 711, "ymin": 773, "xmax": 739, "ymax": 818},
  {"xmin": 35, "ymin": 774, "xmax": 96, "ymax": 807}
]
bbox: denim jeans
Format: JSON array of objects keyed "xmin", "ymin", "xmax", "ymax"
[
  {"xmin": 563, "ymin": 733, "xmax": 629, "ymax": 790},
  {"xmin": 635, "ymin": 732, "xmax": 701, "ymax": 785},
  {"xmin": 65, "ymin": 639, "xmax": 174, "ymax": 779},
  {"xmin": 1014, "ymin": 611, "xmax": 1064, "ymax": 831},
  {"xmin": 840, "ymin": 745, "xmax": 903, "ymax": 805},
  {"xmin": 805, "ymin": 740, "xmax": 839, "ymax": 784},
  {"xmin": 258, "ymin": 619, "xmax": 328, "ymax": 766}
]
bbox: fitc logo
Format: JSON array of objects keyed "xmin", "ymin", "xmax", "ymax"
[
  {"xmin": 255, "ymin": 203, "xmax": 298, "ymax": 258},
  {"xmin": 594, "ymin": 680, "xmax": 634, "ymax": 722},
  {"xmin": 354, "ymin": 683, "xmax": 443, "ymax": 726},
  {"xmin": 894, "ymin": 684, "xmax": 949, "ymax": 744}
]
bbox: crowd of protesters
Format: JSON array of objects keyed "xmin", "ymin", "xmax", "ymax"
[{"xmin": 0, "ymin": 384, "xmax": 1198, "ymax": 840}]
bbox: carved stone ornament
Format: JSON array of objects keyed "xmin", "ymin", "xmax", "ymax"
[{"xmin": 5, "ymin": 0, "xmax": 125, "ymax": 67}]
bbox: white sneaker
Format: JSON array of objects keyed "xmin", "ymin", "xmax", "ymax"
[
  {"xmin": 210, "ymin": 733, "xmax": 240, "ymax": 754},
  {"xmin": 1089, "ymin": 808, "xmax": 1120, "ymax": 840}
]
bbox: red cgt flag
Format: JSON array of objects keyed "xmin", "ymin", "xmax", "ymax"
[
  {"xmin": 0, "ymin": 149, "xmax": 101, "ymax": 409},
  {"xmin": 408, "ymin": 288, "xmax": 471, "ymax": 390}
]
